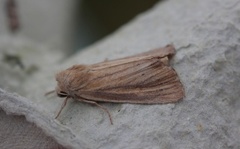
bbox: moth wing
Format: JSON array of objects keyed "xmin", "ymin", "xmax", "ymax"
[
  {"xmin": 93, "ymin": 44, "xmax": 175, "ymax": 68},
  {"xmin": 76, "ymin": 56, "xmax": 184, "ymax": 104}
]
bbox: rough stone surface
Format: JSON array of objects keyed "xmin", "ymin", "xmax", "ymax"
[
  {"xmin": 1, "ymin": 0, "xmax": 240, "ymax": 149},
  {"xmin": 0, "ymin": 109, "xmax": 65, "ymax": 149}
]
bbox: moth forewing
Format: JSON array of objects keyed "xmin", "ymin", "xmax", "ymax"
[
  {"xmin": 54, "ymin": 45, "xmax": 184, "ymax": 124},
  {"xmin": 77, "ymin": 60, "xmax": 184, "ymax": 104}
]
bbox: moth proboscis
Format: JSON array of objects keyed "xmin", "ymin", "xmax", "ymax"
[{"xmin": 47, "ymin": 45, "xmax": 185, "ymax": 125}]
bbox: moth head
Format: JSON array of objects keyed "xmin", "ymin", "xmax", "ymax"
[
  {"xmin": 54, "ymin": 84, "xmax": 68, "ymax": 98},
  {"xmin": 55, "ymin": 65, "xmax": 87, "ymax": 98},
  {"xmin": 55, "ymin": 68, "xmax": 75, "ymax": 98},
  {"xmin": 57, "ymin": 90, "xmax": 68, "ymax": 98}
]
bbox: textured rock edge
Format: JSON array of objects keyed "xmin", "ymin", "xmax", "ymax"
[{"xmin": 0, "ymin": 88, "xmax": 88, "ymax": 149}]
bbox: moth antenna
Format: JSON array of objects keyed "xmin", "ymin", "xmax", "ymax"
[
  {"xmin": 55, "ymin": 97, "xmax": 70, "ymax": 119},
  {"xmin": 82, "ymin": 100, "xmax": 113, "ymax": 125},
  {"xmin": 45, "ymin": 90, "xmax": 55, "ymax": 96}
]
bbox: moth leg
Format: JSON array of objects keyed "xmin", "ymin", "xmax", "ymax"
[
  {"xmin": 55, "ymin": 97, "xmax": 70, "ymax": 119},
  {"xmin": 82, "ymin": 100, "xmax": 113, "ymax": 125}
]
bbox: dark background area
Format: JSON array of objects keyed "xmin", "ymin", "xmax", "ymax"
[{"xmin": 73, "ymin": 0, "xmax": 160, "ymax": 50}]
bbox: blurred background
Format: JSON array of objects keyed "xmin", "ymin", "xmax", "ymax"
[{"xmin": 0, "ymin": 0, "xmax": 160, "ymax": 53}]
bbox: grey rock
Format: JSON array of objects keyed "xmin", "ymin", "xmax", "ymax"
[{"xmin": 1, "ymin": 0, "xmax": 240, "ymax": 148}]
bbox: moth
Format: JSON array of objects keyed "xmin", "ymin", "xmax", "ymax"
[{"xmin": 49, "ymin": 45, "xmax": 184, "ymax": 124}]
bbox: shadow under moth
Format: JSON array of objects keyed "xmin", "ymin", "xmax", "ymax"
[{"xmin": 48, "ymin": 45, "xmax": 184, "ymax": 124}]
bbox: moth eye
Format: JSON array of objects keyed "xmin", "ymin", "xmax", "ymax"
[{"xmin": 57, "ymin": 91, "xmax": 68, "ymax": 98}]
